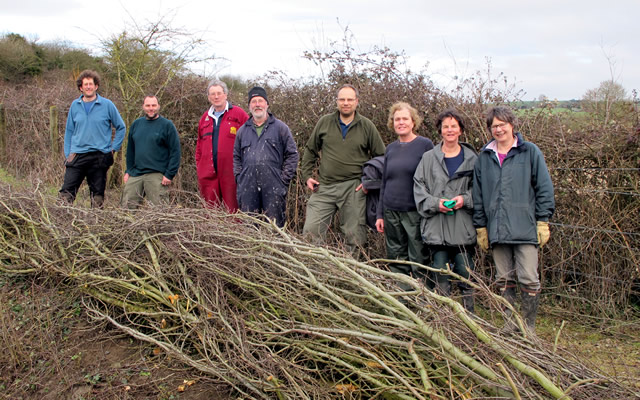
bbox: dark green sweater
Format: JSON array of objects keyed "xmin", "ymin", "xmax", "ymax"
[
  {"xmin": 301, "ymin": 111, "xmax": 385, "ymax": 184},
  {"xmin": 125, "ymin": 116, "xmax": 181, "ymax": 179}
]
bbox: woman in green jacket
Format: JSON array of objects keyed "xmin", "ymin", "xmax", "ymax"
[{"xmin": 473, "ymin": 106, "xmax": 555, "ymax": 333}]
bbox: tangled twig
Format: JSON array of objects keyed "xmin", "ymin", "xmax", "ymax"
[{"xmin": 0, "ymin": 184, "xmax": 635, "ymax": 399}]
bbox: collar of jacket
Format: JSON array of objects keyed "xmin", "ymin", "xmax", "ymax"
[
  {"xmin": 481, "ymin": 132, "xmax": 526, "ymax": 154},
  {"xmin": 332, "ymin": 110, "xmax": 362, "ymax": 126},
  {"xmin": 75, "ymin": 93, "xmax": 102, "ymax": 105},
  {"xmin": 208, "ymin": 101, "xmax": 233, "ymax": 118},
  {"xmin": 433, "ymin": 142, "xmax": 477, "ymax": 179}
]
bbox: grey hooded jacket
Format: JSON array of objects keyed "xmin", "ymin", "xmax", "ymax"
[{"xmin": 413, "ymin": 142, "xmax": 478, "ymax": 246}]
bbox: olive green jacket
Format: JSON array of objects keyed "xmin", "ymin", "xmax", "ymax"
[{"xmin": 301, "ymin": 111, "xmax": 385, "ymax": 185}]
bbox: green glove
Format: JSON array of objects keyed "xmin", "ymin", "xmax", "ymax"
[{"xmin": 443, "ymin": 200, "xmax": 456, "ymax": 215}]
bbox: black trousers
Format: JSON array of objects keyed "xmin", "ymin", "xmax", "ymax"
[{"xmin": 59, "ymin": 151, "xmax": 114, "ymax": 203}]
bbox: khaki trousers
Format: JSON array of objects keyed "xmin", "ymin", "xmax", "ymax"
[
  {"xmin": 303, "ymin": 179, "xmax": 367, "ymax": 256},
  {"xmin": 121, "ymin": 173, "xmax": 168, "ymax": 209}
]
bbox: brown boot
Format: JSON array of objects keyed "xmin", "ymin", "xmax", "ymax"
[{"xmin": 91, "ymin": 194, "xmax": 104, "ymax": 209}]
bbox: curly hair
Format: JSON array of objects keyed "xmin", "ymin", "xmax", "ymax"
[
  {"xmin": 387, "ymin": 102, "xmax": 422, "ymax": 133},
  {"xmin": 76, "ymin": 70, "xmax": 101, "ymax": 90}
]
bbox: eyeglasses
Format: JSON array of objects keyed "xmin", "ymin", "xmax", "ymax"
[
  {"xmin": 491, "ymin": 122, "xmax": 510, "ymax": 132},
  {"xmin": 337, "ymin": 98, "xmax": 357, "ymax": 103}
]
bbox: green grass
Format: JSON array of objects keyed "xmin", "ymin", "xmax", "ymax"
[{"xmin": 0, "ymin": 167, "xmax": 17, "ymax": 185}]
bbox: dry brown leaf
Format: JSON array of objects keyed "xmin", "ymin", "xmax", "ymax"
[{"xmin": 335, "ymin": 383, "xmax": 358, "ymax": 394}]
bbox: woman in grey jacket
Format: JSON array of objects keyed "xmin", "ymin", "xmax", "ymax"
[{"xmin": 414, "ymin": 109, "xmax": 477, "ymax": 313}]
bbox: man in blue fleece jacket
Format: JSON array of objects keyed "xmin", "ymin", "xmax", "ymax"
[{"xmin": 60, "ymin": 69, "xmax": 126, "ymax": 208}]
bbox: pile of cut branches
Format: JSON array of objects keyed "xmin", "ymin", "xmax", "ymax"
[{"xmin": 0, "ymin": 184, "xmax": 635, "ymax": 399}]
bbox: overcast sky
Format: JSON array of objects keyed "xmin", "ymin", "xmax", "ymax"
[{"xmin": 1, "ymin": 0, "xmax": 638, "ymax": 100}]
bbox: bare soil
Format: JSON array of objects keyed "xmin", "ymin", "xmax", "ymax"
[{"xmin": 0, "ymin": 276, "xmax": 230, "ymax": 400}]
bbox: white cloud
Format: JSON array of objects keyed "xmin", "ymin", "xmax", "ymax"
[{"xmin": 0, "ymin": 0, "xmax": 638, "ymax": 99}]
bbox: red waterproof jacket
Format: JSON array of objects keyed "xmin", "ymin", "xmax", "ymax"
[{"xmin": 196, "ymin": 103, "xmax": 249, "ymax": 210}]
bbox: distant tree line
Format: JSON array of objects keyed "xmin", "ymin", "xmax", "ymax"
[{"xmin": 0, "ymin": 33, "xmax": 103, "ymax": 81}]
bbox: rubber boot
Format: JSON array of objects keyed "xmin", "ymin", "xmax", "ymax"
[
  {"xmin": 91, "ymin": 194, "xmax": 104, "ymax": 209},
  {"xmin": 521, "ymin": 290, "xmax": 540, "ymax": 334},
  {"xmin": 460, "ymin": 283, "xmax": 475, "ymax": 314},
  {"xmin": 59, "ymin": 191, "xmax": 75, "ymax": 205},
  {"xmin": 434, "ymin": 275, "xmax": 451, "ymax": 296},
  {"xmin": 499, "ymin": 283, "xmax": 517, "ymax": 334}
]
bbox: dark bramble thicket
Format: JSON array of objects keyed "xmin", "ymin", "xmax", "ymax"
[{"xmin": 0, "ymin": 30, "xmax": 638, "ymax": 318}]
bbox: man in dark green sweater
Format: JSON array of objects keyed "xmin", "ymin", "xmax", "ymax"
[
  {"xmin": 121, "ymin": 96, "xmax": 181, "ymax": 209},
  {"xmin": 301, "ymin": 84, "xmax": 385, "ymax": 256}
]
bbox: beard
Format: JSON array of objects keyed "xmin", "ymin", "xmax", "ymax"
[{"xmin": 339, "ymin": 109, "xmax": 355, "ymax": 119}]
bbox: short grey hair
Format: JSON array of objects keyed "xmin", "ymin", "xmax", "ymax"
[
  {"xmin": 336, "ymin": 83, "xmax": 359, "ymax": 99},
  {"xmin": 207, "ymin": 80, "xmax": 229, "ymax": 95},
  {"xmin": 486, "ymin": 106, "xmax": 517, "ymax": 131}
]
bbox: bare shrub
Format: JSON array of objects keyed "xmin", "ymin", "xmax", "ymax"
[
  {"xmin": 0, "ymin": 30, "xmax": 638, "ymax": 317},
  {"xmin": 1, "ymin": 186, "xmax": 635, "ymax": 399},
  {"xmin": 519, "ymin": 105, "xmax": 640, "ymax": 315}
]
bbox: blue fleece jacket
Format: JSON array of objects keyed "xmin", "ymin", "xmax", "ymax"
[{"xmin": 64, "ymin": 94, "xmax": 126, "ymax": 158}]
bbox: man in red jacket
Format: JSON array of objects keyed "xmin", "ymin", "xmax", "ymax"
[{"xmin": 196, "ymin": 80, "xmax": 249, "ymax": 210}]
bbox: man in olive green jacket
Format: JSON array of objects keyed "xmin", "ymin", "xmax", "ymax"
[{"xmin": 301, "ymin": 84, "xmax": 385, "ymax": 256}]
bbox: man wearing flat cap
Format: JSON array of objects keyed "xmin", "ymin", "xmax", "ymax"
[{"xmin": 233, "ymin": 87, "xmax": 299, "ymax": 227}]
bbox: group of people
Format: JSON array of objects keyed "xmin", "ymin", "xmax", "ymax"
[
  {"xmin": 59, "ymin": 70, "xmax": 554, "ymax": 333},
  {"xmin": 60, "ymin": 70, "xmax": 180, "ymax": 210},
  {"xmin": 195, "ymin": 81, "xmax": 299, "ymax": 227},
  {"xmin": 59, "ymin": 71, "xmax": 299, "ymax": 226},
  {"xmin": 376, "ymin": 102, "xmax": 554, "ymax": 332}
]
